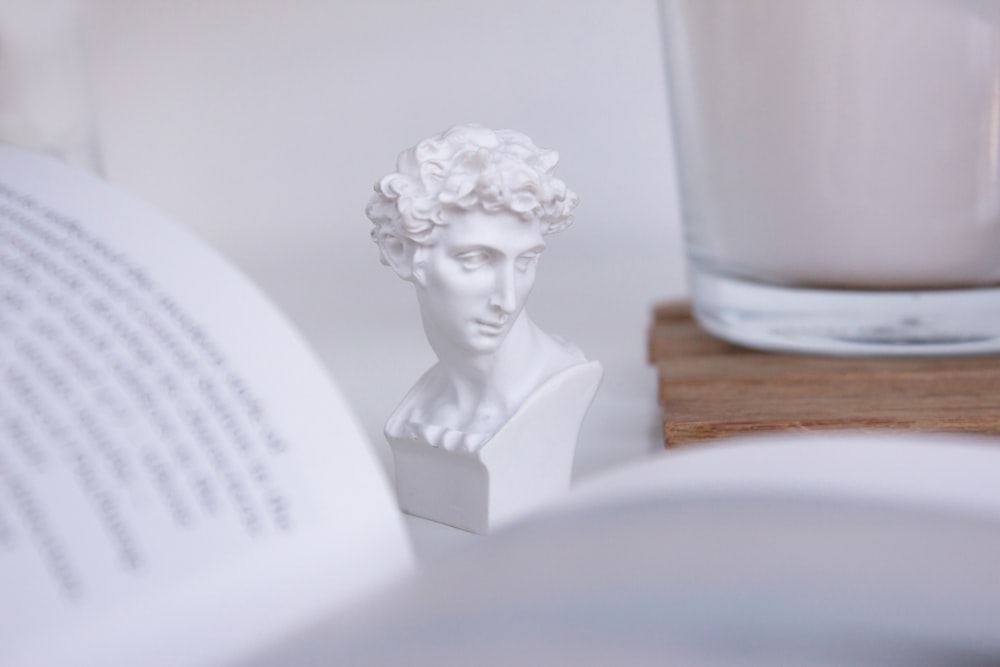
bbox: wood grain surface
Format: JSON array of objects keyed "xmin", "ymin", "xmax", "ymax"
[{"xmin": 649, "ymin": 302, "xmax": 1000, "ymax": 447}]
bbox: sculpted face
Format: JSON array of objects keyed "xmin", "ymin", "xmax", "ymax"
[{"xmin": 414, "ymin": 209, "xmax": 545, "ymax": 355}]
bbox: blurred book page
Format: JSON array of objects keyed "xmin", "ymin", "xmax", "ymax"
[{"xmin": 0, "ymin": 146, "xmax": 413, "ymax": 667}]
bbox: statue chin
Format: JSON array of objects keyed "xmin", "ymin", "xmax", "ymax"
[{"xmin": 386, "ymin": 360, "xmax": 602, "ymax": 534}]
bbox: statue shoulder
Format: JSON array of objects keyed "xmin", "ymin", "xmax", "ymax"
[{"xmin": 384, "ymin": 363, "xmax": 449, "ymax": 438}]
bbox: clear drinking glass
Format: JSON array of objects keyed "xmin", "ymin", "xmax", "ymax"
[{"xmin": 660, "ymin": 0, "xmax": 1000, "ymax": 355}]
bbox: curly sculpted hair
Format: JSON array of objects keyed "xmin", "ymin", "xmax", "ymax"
[{"xmin": 366, "ymin": 125, "xmax": 578, "ymax": 257}]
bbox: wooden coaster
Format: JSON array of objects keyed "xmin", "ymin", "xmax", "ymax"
[{"xmin": 649, "ymin": 302, "xmax": 1000, "ymax": 447}]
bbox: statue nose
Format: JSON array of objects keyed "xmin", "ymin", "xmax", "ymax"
[{"xmin": 489, "ymin": 265, "xmax": 517, "ymax": 314}]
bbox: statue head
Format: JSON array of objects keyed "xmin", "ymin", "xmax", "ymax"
[{"xmin": 367, "ymin": 125, "xmax": 578, "ymax": 355}]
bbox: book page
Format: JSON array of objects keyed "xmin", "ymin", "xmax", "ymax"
[{"xmin": 0, "ymin": 146, "xmax": 414, "ymax": 667}]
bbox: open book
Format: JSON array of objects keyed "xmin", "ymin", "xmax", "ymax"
[
  {"xmin": 7, "ymin": 145, "xmax": 1000, "ymax": 667},
  {"xmin": 0, "ymin": 146, "xmax": 415, "ymax": 667}
]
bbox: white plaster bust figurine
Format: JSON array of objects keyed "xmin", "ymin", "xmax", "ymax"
[{"xmin": 368, "ymin": 124, "xmax": 601, "ymax": 533}]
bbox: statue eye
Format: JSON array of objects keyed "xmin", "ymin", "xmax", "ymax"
[
  {"xmin": 515, "ymin": 252, "xmax": 541, "ymax": 271},
  {"xmin": 456, "ymin": 250, "xmax": 490, "ymax": 270}
]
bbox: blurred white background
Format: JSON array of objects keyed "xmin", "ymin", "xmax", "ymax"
[{"xmin": 82, "ymin": 0, "xmax": 686, "ymax": 547}]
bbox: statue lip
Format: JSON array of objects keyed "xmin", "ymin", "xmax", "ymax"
[{"xmin": 475, "ymin": 318, "xmax": 507, "ymax": 334}]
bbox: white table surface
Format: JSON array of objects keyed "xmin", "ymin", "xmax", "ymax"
[{"xmin": 84, "ymin": 0, "xmax": 687, "ymax": 558}]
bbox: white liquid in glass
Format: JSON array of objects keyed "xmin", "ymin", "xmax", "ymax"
[{"xmin": 664, "ymin": 0, "xmax": 1000, "ymax": 289}]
